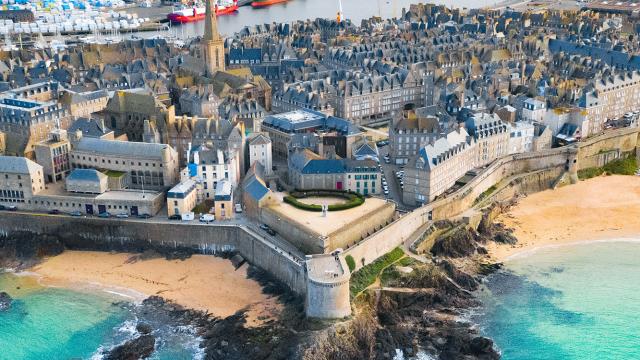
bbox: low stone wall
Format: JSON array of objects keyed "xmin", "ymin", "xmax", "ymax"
[
  {"xmin": 484, "ymin": 167, "xmax": 565, "ymax": 205},
  {"xmin": 261, "ymin": 206, "xmax": 323, "ymax": 254},
  {"xmin": 326, "ymin": 201, "xmax": 396, "ymax": 252},
  {"xmin": 262, "ymin": 200, "xmax": 396, "ymax": 255},
  {"xmin": 577, "ymin": 127, "xmax": 640, "ymax": 169},
  {"xmin": 0, "ymin": 213, "xmax": 306, "ymax": 295}
]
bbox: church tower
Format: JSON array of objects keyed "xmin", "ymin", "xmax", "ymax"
[{"xmin": 202, "ymin": 0, "xmax": 225, "ymax": 76}]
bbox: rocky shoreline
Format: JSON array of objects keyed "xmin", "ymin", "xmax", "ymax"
[{"xmin": 0, "ymin": 204, "xmax": 515, "ymax": 359}]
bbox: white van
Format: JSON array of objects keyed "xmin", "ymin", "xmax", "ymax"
[
  {"xmin": 181, "ymin": 212, "xmax": 195, "ymax": 221},
  {"xmin": 199, "ymin": 214, "xmax": 215, "ymax": 223}
]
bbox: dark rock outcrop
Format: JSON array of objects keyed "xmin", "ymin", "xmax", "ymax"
[
  {"xmin": 106, "ymin": 335, "xmax": 155, "ymax": 360},
  {"xmin": 431, "ymin": 226, "xmax": 478, "ymax": 258},
  {"xmin": 0, "ymin": 292, "xmax": 12, "ymax": 311},
  {"xmin": 0, "ymin": 231, "xmax": 64, "ymax": 269},
  {"xmin": 135, "ymin": 323, "xmax": 153, "ymax": 335}
]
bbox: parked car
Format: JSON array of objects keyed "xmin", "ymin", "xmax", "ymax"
[
  {"xmin": 7, "ymin": 206, "xmax": 18, "ymax": 212},
  {"xmin": 116, "ymin": 213, "xmax": 129, "ymax": 219},
  {"xmin": 384, "ymin": 189, "xmax": 390, "ymax": 196},
  {"xmin": 69, "ymin": 211, "xmax": 82, "ymax": 217},
  {"xmin": 168, "ymin": 214, "xmax": 182, "ymax": 220},
  {"xmin": 97, "ymin": 212, "xmax": 111, "ymax": 218},
  {"xmin": 260, "ymin": 224, "xmax": 271, "ymax": 231},
  {"xmin": 266, "ymin": 228, "xmax": 277, "ymax": 236},
  {"xmin": 0, "ymin": 205, "xmax": 6, "ymax": 211},
  {"xmin": 48, "ymin": 209, "xmax": 60, "ymax": 215},
  {"xmin": 137, "ymin": 213, "xmax": 152, "ymax": 219},
  {"xmin": 235, "ymin": 203, "xmax": 243, "ymax": 213}
]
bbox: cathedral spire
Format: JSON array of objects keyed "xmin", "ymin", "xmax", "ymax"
[
  {"xmin": 202, "ymin": 0, "xmax": 225, "ymax": 76},
  {"xmin": 204, "ymin": 0, "xmax": 220, "ymax": 42}
]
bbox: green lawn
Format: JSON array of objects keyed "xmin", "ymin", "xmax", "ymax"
[
  {"xmin": 578, "ymin": 156, "xmax": 638, "ymax": 180},
  {"xmin": 103, "ymin": 170, "xmax": 126, "ymax": 178},
  {"xmin": 349, "ymin": 247, "xmax": 405, "ymax": 298}
]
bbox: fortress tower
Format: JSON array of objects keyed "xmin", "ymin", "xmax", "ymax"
[{"xmin": 202, "ymin": 0, "xmax": 225, "ymax": 76}]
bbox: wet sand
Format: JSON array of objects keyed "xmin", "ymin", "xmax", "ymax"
[
  {"xmin": 487, "ymin": 175, "xmax": 640, "ymax": 261},
  {"xmin": 28, "ymin": 251, "xmax": 281, "ymax": 326}
]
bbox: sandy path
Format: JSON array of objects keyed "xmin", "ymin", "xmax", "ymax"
[
  {"xmin": 30, "ymin": 251, "xmax": 281, "ymax": 326},
  {"xmin": 487, "ymin": 175, "xmax": 640, "ymax": 261}
]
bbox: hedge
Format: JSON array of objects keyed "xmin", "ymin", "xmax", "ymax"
[
  {"xmin": 283, "ymin": 189, "xmax": 365, "ymax": 212},
  {"xmin": 345, "ymin": 255, "xmax": 356, "ymax": 272}
]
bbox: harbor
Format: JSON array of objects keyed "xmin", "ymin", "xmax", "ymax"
[{"xmin": 0, "ymin": 0, "xmax": 505, "ymax": 48}]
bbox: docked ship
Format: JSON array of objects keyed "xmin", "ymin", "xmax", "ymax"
[
  {"xmin": 167, "ymin": 0, "xmax": 237, "ymax": 23},
  {"xmin": 251, "ymin": 0, "xmax": 289, "ymax": 8}
]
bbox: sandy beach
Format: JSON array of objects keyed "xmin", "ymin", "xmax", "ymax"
[
  {"xmin": 487, "ymin": 175, "xmax": 640, "ymax": 261},
  {"xmin": 28, "ymin": 251, "xmax": 281, "ymax": 326}
]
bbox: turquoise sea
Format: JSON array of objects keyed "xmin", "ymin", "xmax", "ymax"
[
  {"xmin": 0, "ymin": 273, "xmax": 202, "ymax": 360},
  {"xmin": 476, "ymin": 240, "xmax": 640, "ymax": 360}
]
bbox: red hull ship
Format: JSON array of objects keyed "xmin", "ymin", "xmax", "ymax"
[
  {"xmin": 168, "ymin": 0, "xmax": 237, "ymax": 23},
  {"xmin": 251, "ymin": 0, "xmax": 289, "ymax": 8}
]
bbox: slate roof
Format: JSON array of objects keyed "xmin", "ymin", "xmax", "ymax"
[
  {"xmin": 0, "ymin": 156, "xmax": 42, "ymax": 174},
  {"xmin": 66, "ymin": 168, "xmax": 106, "ymax": 183},
  {"xmin": 214, "ymin": 180, "xmax": 233, "ymax": 200},
  {"xmin": 249, "ymin": 133, "xmax": 271, "ymax": 146},
  {"xmin": 245, "ymin": 178, "xmax": 270, "ymax": 200},
  {"xmin": 74, "ymin": 138, "xmax": 169, "ymax": 160},
  {"xmin": 243, "ymin": 162, "xmax": 271, "ymax": 201},
  {"xmin": 68, "ymin": 118, "xmax": 112, "ymax": 138},
  {"xmin": 416, "ymin": 128, "xmax": 471, "ymax": 170}
]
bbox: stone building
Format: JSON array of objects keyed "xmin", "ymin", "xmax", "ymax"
[
  {"xmin": 272, "ymin": 80, "xmax": 335, "ymax": 116},
  {"xmin": 65, "ymin": 169, "xmax": 109, "ymax": 194},
  {"xmin": 389, "ymin": 107, "xmax": 442, "ymax": 165},
  {"xmin": 69, "ymin": 136, "xmax": 179, "ymax": 190},
  {"xmin": 241, "ymin": 162, "xmax": 277, "ymax": 219},
  {"xmin": 102, "ymin": 89, "xmax": 172, "ymax": 142},
  {"xmin": 167, "ymin": 179, "xmax": 198, "ymax": 216},
  {"xmin": 261, "ymin": 109, "xmax": 361, "ymax": 162},
  {"xmin": 34, "ymin": 129, "xmax": 71, "ymax": 184},
  {"xmin": 507, "ymin": 121, "xmax": 535, "ymax": 155},
  {"xmin": 522, "ymin": 98, "xmax": 546, "ymax": 123},
  {"xmin": 580, "ymin": 72, "xmax": 640, "ymax": 137},
  {"xmin": 0, "ymin": 97, "xmax": 72, "ymax": 158},
  {"xmin": 335, "ymin": 70, "xmax": 425, "ymax": 126},
  {"xmin": 178, "ymin": 85, "xmax": 220, "ymax": 117},
  {"xmin": 403, "ymin": 128, "xmax": 475, "ymax": 206},
  {"xmin": 190, "ymin": 146, "xmax": 240, "ymax": 200},
  {"xmin": 0, "ymin": 156, "xmax": 45, "ymax": 206},
  {"xmin": 247, "ymin": 133, "xmax": 272, "ymax": 175},
  {"xmin": 288, "ymin": 149, "xmax": 380, "ymax": 195},
  {"xmin": 59, "ymin": 89, "xmax": 109, "ymax": 118},
  {"xmin": 464, "ymin": 113, "xmax": 509, "ymax": 167},
  {"xmin": 214, "ymin": 180, "xmax": 234, "ymax": 220},
  {"xmin": 219, "ymin": 97, "xmax": 266, "ymax": 133}
]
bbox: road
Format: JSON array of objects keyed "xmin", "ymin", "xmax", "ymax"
[{"xmin": 375, "ymin": 144, "xmax": 410, "ymax": 210}]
